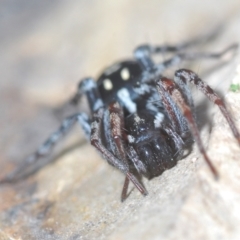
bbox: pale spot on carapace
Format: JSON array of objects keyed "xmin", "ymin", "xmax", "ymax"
[
  {"xmin": 103, "ymin": 79, "xmax": 113, "ymax": 90},
  {"xmin": 121, "ymin": 68, "xmax": 130, "ymax": 81}
]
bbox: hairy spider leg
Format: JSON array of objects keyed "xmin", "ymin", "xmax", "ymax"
[
  {"xmin": 175, "ymin": 69, "xmax": 240, "ymax": 146},
  {"xmin": 108, "ymin": 102, "xmax": 128, "ymax": 162},
  {"xmin": 134, "ymin": 25, "xmax": 224, "ymax": 70},
  {"xmin": 0, "ymin": 113, "xmax": 91, "ymax": 183},
  {"xmin": 108, "ymin": 102, "xmax": 133, "ymax": 193},
  {"xmin": 109, "ymin": 102, "xmax": 148, "ymax": 200},
  {"xmin": 155, "ymin": 80, "xmax": 187, "ymax": 133},
  {"xmin": 123, "ymin": 145, "xmax": 148, "ymax": 200},
  {"xmin": 121, "ymin": 176, "xmax": 130, "ymax": 201},
  {"xmin": 90, "ymin": 107, "xmax": 147, "ymax": 198},
  {"xmin": 156, "ymin": 76, "xmax": 219, "ymax": 179},
  {"xmin": 71, "ymin": 77, "xmax": 104, "ymax": 110},
  {"xmin": 154, "ymin": 43, "xmax": 238, "ymax": 74},
  {"xmin": 90, "ymin": 108, "xmax": 128, "ymax": 172},
  {"xmin": 1, "ymin": 77, "xmax": 102, "ymax": 183}
]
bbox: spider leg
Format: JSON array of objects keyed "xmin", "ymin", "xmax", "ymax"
[
  {"xmin": 175, "ymin": 69, "xmax": 240, "ymax": 146},
  {"xmin": 0, "ymin": 113, "xmax": 91, "ymax": 183},
  {"xmin": 106, "ymin": 101, "xmax": 132, "ymax": 200},
  {"xmin": 155, "ymin": 44, "xmax": 238, "ymax": 74},
  {"xmin": 134, "ymin": 25, "xmax": 233, "ymax": 70},
  {"xmin": 134, "ymin": 25, "xmax": 223, "ymax": 70},
  {"xmin": 156, "ymin": 76, "xmax": 219, "ymax": 179},
  {"xmin": 126, "ymin": 146, "xmax": 148, "ymax": 175},
  {"xmin": 1, "ymin": 78, "xmax": 104, "ymax": 184},
  {"xmin": 163, "ymin": 126, "xmax": 186, "ymax": 157},
  {"xmin": 109, "ymin": 102, "xmax": 148, "ymax": 200},
  {"xmin": 90, "ymin": 105, "xmax": 147, "ymax": 201},
  {"xmin": 90, "ymin": 108, "xmax": 128, "ymax": 172},
  {"xmin": 70, "ymin": 77, "xmax": 104, "ymax": 112},
  {"xmin": 155, "ymin": 80, "xmax": 189, "ymax": 134},
  {"xmin": 121, "ymin": 176, "xmax": 130, "ymax": 202},
  {"xmin": 108, "ymin": 102, "xmax": 129, "ymax": 165}
]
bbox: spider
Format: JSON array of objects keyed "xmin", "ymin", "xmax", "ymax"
[{"xmin": 1, "ymin": 31, "xmax": 240, "ymax": 201}]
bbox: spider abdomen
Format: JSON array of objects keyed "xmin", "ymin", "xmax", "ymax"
[
  {"xmin": 125, "ymin": 110, "xmax": 178, "ymax": 178},
  {"xmin": 133, "ymin": 137, "xmax": 178, "ymax": 178}
]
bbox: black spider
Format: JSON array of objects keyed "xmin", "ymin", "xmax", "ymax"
[{"xmin": 1, "ymin": 31, "xmax": 240, "ymax": 201}]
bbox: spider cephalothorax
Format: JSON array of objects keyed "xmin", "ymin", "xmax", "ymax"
[{"xmin": 2, "ymin": 31, "xmax": 240, "ymax": 201}]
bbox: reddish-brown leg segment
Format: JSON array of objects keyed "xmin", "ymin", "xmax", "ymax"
[
  {"xmin": 121, "ymin": 176, "xmax": 130, "ymax": 202},
  {"xmin": 108, "ymin": 102, "xmax": 148, "ymax": 201},
  {"xmin": 91, "ymin": 105, "xmax": 147, "ymax": 201},
  {"xmin": 175, "ymin": 69, "xmax": 240, "ymax": 146},
  {"xmin": 156, "ymin": 77, "xmax": 219, "ymax": 179}
]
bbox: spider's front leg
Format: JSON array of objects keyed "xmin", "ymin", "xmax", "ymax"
[
  {"xmin": 90, "ymin": 103, "xmax": 147, "ymax": 201},
  {"xmin": 156, "ymin": 76, "xmax": 219, "ymax": 178},
  {"xmin": 109, "ymin": 102, "xmax": 148, "ymax": 200},
  {"xmin": 158, "ymin": 43, "xmax": 238, "ymax": 73},
  {"xmin": 156, "ymin": 69, "xmax": 240, "ymax": 178},
  {"xmin": 174, "ymin": 69, "xmax": 240, "ymax": 146}
]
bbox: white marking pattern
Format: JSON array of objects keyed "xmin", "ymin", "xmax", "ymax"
[{"xmin": 117, "ymin": 88, "xmax": 137, "ymax": 113}]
